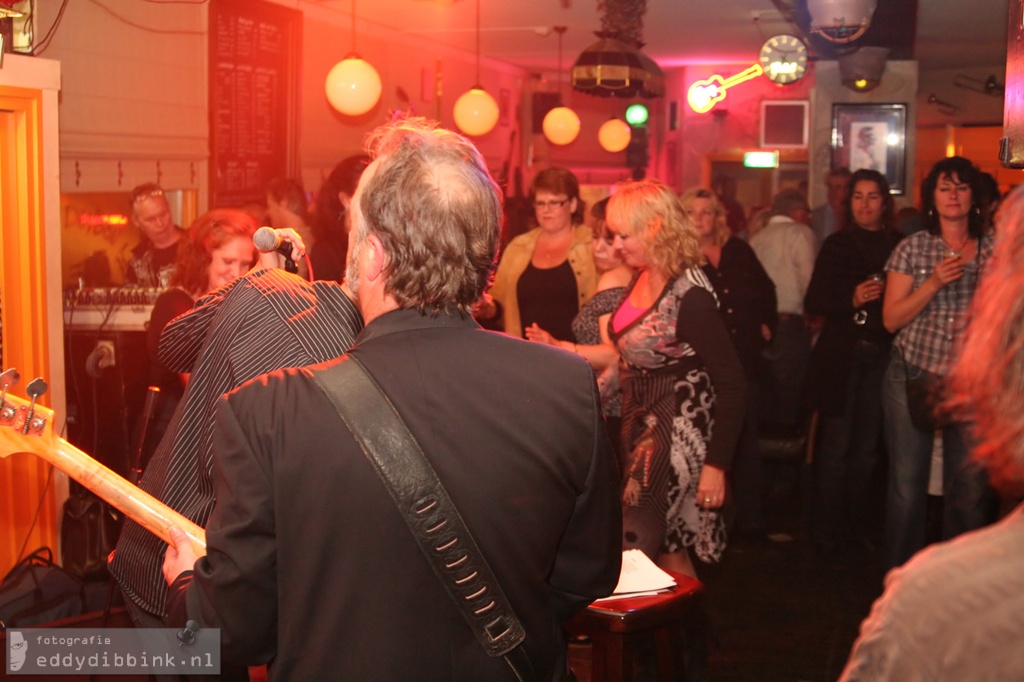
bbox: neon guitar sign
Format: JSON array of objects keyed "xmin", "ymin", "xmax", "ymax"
[{"xmin": 687, "ymin": 64, "xmax": 764, "ymax": 114}]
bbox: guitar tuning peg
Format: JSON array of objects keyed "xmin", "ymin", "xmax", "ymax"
[
  {"xmin": 26, "ymin": 378, "xmax": 48, "ymax": 399},
  {"xmin": 0, "ymin": 368, "xmax": 20, "ymax": 387},
  {"xmin": 22, "ymin": 378, "xmax": 48, "ymax": 436},
  {"xmin": 0, "ymin": 368, "xmax": 20, "ymax": 412}
]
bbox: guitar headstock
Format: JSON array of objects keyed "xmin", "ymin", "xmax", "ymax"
[{"xmin": 0, "ymin": 371, "xmax": 57, "ymax": 460}]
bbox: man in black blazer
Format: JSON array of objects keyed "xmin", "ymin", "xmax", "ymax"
[{"xmin": 163, "ymin": 117, "xmax": 622, "ymax": 681}]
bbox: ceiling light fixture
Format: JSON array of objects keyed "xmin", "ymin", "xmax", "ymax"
[
  {"xmin": 807, "ymin": 0, "xmax": 877, "ymax": 44},
  {"xmin": 571, "ymin": 0, "xmax": 664, "ymax": 98},
  {"xmin": 572, "ymin": 38, "xmax": 665, "ymax": 98},
  {"xmin": 453, "ymin": 0, "xmax": 500, "ymax": 137},
  {"xmin": 324, "ymin": 0, "xmax": 382, "ymax": 116},
  {"xmin": 542, "ymin": 27, "xmax": 581, "ymax": 146},
  {"xmin": 838, "ymin": 46, "xmax": 889, "ymax": 92}
]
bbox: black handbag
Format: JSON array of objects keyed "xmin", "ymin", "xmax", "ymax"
[
  {"xmin": 904, "ymin": 363, "xmax": 952, "ymax": 432},
  {"xmin": 0, "ymin": 547, "xmax": 83, "ymax": 628}
]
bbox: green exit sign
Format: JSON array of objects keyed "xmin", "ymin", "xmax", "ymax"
[{"xmin": 743, "ymin": 150, "xmax": 779, "ymax": 168}]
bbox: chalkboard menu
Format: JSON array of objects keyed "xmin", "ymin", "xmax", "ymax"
[{"xmin": 209, "ymin": 0, "xmax": 301, "ymax": 208}]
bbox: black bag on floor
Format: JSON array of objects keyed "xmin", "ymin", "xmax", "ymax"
[
  {"xmin": 0, "ymin": 547, "xmax": 83, "ymax": 628},
  {"xmin": 60, "ymin": 490, "xmax": 123, "ymax": 581}
]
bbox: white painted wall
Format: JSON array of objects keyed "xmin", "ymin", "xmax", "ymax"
[{"xmin": 32, "ymin": 0, "xmax": 527, "ymax": 208}]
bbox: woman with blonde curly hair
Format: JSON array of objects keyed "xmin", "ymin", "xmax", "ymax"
[{"xmin": 608, "ymin": 178, "xmax": 747, "ymax": 578}]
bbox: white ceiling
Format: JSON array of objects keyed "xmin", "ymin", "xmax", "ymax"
[{"xmin": 309, "ymin": 0, "xmax": 1010, "ymax": 76}]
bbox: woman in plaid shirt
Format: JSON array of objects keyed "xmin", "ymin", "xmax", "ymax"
[{"xmin": 880, "ymin": 156, "xmax": 999, "ymax": 570}]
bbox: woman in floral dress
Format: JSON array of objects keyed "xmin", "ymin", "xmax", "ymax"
[{"xmin": 607, "ymin": 179, "xmax": 747, "ymax": 577}]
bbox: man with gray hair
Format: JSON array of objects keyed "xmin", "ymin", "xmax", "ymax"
[
  {"xmin": 750, "ymin": 187, "xmax": 818, "ymax": 432},
  {"xmin": 811, "ymin": 167, "xmax": 852, "ymax": 248},
  {"xmin": 162, "ymin": 118, "xmax": 622, "ymax": 681}
]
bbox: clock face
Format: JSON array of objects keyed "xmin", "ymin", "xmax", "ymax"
[{"xmin": 759, "ymin": 34, "xmax": 808, "ymax": 85}]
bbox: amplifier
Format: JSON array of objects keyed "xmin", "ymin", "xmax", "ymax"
[{"xmin": 63, "ymin": 288, "xmax": 160, "ymax": 332}]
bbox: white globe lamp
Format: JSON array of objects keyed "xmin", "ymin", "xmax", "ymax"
[
  {"xmin": 598, "ymin": 118, "xmax": 632, "ymax": 152},
  {"xmin": 454, "ymin": 87, "xmax": 500, "ymax": 137},
  {"xmin": 543, "ymin": 106, "xmax": 581, "ymax": 146},
  {"xmin": 325, "ymin": 56, "xmax": 382, "ymax": 116}
]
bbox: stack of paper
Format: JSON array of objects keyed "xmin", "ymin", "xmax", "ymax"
[{"xmin": 595, "ymin": 549, "xmax": 677, "ymax": 601}]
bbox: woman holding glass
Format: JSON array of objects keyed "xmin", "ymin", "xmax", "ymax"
[
  {"xmin": 479, "ymin": 167, "xmax": 597, "ymax": 338},
  {"xmin": 882, "ymin": 156, "xmax": 999, "ymax": 569},
  {"xmin": 608, "ymin": 179, "xmax": 746, "ymax": 577},
  {"xmin": 804, "ymin": 169, "xmax": 903, "ymax": 553}
]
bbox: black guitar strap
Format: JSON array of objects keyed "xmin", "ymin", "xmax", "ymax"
[{"xmin": 310, "ymin": 355, "xmax": 537, "ymax": 682}]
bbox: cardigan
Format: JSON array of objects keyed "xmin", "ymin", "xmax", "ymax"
[{"xmin": 488, "ymin": 224, "xmax": 597, "ymax": 338}]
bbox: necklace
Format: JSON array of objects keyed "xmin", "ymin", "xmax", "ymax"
[{"xmin": 941, "ymin": 233, "xmax": 971, "ymax": 258}]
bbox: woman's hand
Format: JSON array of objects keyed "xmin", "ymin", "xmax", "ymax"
[
  {"xmin": 853, "ymin": 278, "xmax": 885, "ymax": 308},
  {"xmin": 524, "ymin": 323, "xmax": 560, "ymax": 347},
  {"xmin": 929, "ymin": 254, "xmax": 965, "ymax": 288},
  {"xmin": 696, "ymin": 464, "xmax": 726, "ymax": 509}
]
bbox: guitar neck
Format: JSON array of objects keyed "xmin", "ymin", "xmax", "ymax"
[{"xmin": 49, "ymin": 438, "xmax": 207, "ymax": 557}]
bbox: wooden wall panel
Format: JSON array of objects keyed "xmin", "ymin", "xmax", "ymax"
[{"xmin": 0, "ymin": 85, "xmax": 61, "ymax": 576}]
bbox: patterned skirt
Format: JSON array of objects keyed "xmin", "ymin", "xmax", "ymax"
[{"xmin": 619, "ymin": 363, "xmax": 727, "ymax": 564}]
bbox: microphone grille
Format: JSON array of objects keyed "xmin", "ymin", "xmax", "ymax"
[{"xmin": 253, "ymin": 226, "xmax": 277, "ymax": 252}]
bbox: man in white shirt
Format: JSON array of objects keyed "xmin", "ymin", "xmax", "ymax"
[{"xmin": 750, "ymin": 188, "xmax": 818, "ymax": 431}]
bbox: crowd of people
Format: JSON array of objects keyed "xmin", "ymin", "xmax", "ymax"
[{"xmin": 107, "ymin": 120, "xmax": 1023, "ymax": 680}]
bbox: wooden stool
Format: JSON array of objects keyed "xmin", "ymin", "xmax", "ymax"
[{"xmin": 568, "ymin": 570, "xmax": 703, "ymax": 682}]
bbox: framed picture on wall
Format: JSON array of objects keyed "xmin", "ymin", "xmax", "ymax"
[{"xmin": 831, "ymin": 103, "xmax": 907, "ymax": 194}]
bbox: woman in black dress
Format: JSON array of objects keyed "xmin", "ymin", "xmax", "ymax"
[
  {"xmin": 804, "ymin": 169, "xmax": 903, "ymax": 552},
  {"xmin": 682, "ymin": 186, "xmax": 777, "ymax": 541}
]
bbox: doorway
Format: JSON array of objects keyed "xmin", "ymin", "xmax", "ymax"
[{"xmin": 705, "ymin": 154, "xmax": 809, "ymax": 234}]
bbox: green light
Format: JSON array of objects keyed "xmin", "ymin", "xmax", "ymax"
[
  {"xmin": 743, "ymin": 151, "xmax": 779, "ymax": 168},
  {"xmin": 625, "ymin": 104, "xmax": 649, "ymax": 127}
]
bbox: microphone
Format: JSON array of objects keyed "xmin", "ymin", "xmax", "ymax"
[
  {"xmin": 253, "ymin": 227, "xmax": 298, "ymax": 274},
  {"xmin": 253, "ymin": 226, "xmax": 293, "ymax": 257}
]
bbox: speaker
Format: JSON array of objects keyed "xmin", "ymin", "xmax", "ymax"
[
  {"xmin": 532, "ymin": 92, "xmax": 561, "ymax": 133},
  {"xmin": 760, "ymin": 100, "xmax": 809, "ymax": 148},
  {"xmin": 626, "ymin": 125, "xmax": 650, "ymax": 170}
]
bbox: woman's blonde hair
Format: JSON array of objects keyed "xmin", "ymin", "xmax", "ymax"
[
  {"xmin": 607, "ymin": 179, "xmax": 704, "ymax": 277},
  {"xmin": 680, "ymin": 186, "xmax": 730, "ymax": 247},
  {"xmin": 946, "ymin": 184, "xmax": 1024, "ymax": 496}
]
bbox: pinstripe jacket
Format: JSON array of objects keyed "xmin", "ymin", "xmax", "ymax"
[{"xmin": 109, "ymin": 267, "xmax": 362, "ymax": 617}]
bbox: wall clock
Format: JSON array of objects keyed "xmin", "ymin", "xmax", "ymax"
[{"xmin": 759, "ymin": 34, "xmax": 809, "ymax": 85}]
